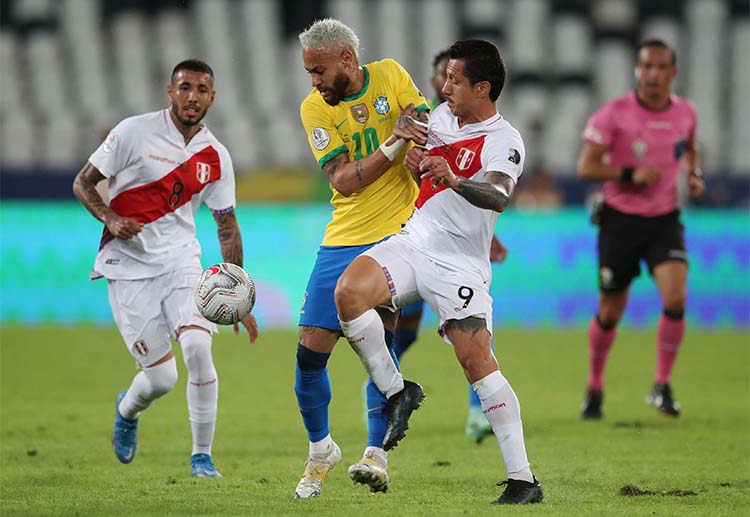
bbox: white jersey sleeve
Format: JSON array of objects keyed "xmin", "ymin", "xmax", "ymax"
[
  {"xmin": 88, "ymin": 117, "xmax": 141, "ymax": 178},
  {"xmin": 483, "ymin": 127, "xmax": 525, "ymax": 185},
  {"xmin": 199, "ymin": 142, "xmax": 236, "ymax": 212}
]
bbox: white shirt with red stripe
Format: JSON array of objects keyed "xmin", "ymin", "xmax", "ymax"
[
  {"xmin": 89, "ymin": 108, "xmax": 236, "ymax": 280},
  {"xmin": 404, "ymin": 102, "xmax": 524, "ymax": 282}
]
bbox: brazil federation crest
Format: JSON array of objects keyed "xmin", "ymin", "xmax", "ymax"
[
  {"xmin": 196, "ymin": 162, "xmax": 211, "ymax": 184},
  {"xmin": 455, "ymin": 147, "xmax": 476, "ymax": 171},
  {"xmin": 350, "ymin": 103, "xmax": 369, "ymax": 123},
  {"xmin": 373, "ymin": 96, "xmax": 390, "ymax": 115}
]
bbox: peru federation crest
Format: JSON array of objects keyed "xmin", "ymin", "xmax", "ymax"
[
  {"xmin": 455, "ymin": 147, "xmax": 476, "ymax": 171},
  {"xmin": 373, "ymin": 96, "xmax": 390, "ymax": 115},
  {"xmin": 196, "ymin": 162, "xmax": 211, "ymax": 184}
]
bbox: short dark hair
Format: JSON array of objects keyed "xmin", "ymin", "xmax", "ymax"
[
  {"xmin": 636, "ymin": 39, "xmax": 677, "ymax": 65},
  {"xmin": 171, "ymin": 59, "xmax": 214, "ymax": 81},
  {"xmin": 448, "ymin": 40, "xmax": 505, "ymax": 102},
  {"xmin": 432, "ymin": 49, "xmax": 450, "ymax": 69}
]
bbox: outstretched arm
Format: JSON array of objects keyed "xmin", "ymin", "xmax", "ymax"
[
  {"xmin": 324, "ymin": 104, "xmax": 429, "ymax": 196},
  {"xmin": 212, "ymin": 208, "xmax": 258, "ymax": 343},
  {"xmin": 72, "ymin": 162, "xmax": 143, "ymax": 239}
]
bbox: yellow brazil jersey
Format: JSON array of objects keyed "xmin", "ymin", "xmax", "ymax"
[{"xmin": 300, "ymin": 58, "xmax": 430, "ymax": 246}]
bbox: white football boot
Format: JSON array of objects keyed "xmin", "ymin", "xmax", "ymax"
[{"xmin": 294, "ymin": 441, "xmax": 342, "ymax": 499}]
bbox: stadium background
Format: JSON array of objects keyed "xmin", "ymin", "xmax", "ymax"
[{"xmin": 0, "ymin": 0, "xmax": 748, "ymax": 330}]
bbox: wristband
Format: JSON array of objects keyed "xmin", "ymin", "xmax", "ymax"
[
  {"xmin": 379, "ymin": 138, "xmax": 406, "ymax": 162},
  {"xmin": 621, "ymin": 167, "xmax": 635, "ymax": 183}
]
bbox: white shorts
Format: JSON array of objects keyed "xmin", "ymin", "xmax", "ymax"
[
  {"xmin": 362, "ymin": 232, "xmax": 493, "ymax": 344},
  {"xmin": 108, "ymin": 265, "xmax": 217, "ymax": 368}
]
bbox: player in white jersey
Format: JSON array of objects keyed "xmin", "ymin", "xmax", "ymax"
[
  {"xmin": 72, "ymin": 59, "xmax": 258, "ymax": 478},
  {"xmin": 334, "ymin": 40, "xmax": 543, "ymax": 505}
]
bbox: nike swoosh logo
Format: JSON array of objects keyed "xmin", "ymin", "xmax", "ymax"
[
  {"xmin": 122, "ymin": 448, "xmax": 134, "ymax": 461},
  {"xmin": 335, "ymin": 120, "xmax": 346, "ymax": 129}
]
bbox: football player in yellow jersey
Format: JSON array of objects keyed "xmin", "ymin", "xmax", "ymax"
[{"xmin": 293, "ymin": 18, "xmax": 429, "ymax": 499}]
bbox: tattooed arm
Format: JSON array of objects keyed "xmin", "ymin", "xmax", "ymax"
[
  {"xmin": 213, "ymin": 207, "xmax": 259, "ymax": 342},
  {"xmin": 212, "ymin": 208, "xmax": 243, "ymax": 266},
  {"xmin": 72, "ymin": 162, "xmax": 143, "ymax": 239},
  {"xmin": 417, "ymin": 154, "xmax": 516, "ymax": 212},
  {"xmin": 454, "ymin": 171, "xmax": 515, "ymax": 212},
  {"xmin": 322, "ymin": 103, "xmax": 429, "ymax": 197}
]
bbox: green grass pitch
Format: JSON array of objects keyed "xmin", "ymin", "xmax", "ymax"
[{"xmin": 1, "ymin": 326, "xmax": 748, "ymax": 515}]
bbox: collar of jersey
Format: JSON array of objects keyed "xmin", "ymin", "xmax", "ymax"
[
  {"xmin": 163, "ymin": 108, "xmax": 206, "ymax": 145},
  {"xmin": 342, "ymin": 66, "xmax": 370, "ymax": 103}
]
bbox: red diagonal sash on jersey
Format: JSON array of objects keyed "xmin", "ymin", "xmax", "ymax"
[
  {"xmin": 415, "ymin": 135, "xmax": 486, "ymax": 208},
  {"xmin": 99, "ymin": 146, "xmax": 221, "ymax": 250}
]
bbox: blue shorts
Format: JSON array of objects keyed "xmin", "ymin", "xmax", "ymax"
[
  {"xmin": 299, "ymin": 240, "xmax": 386, "ymax": 330},
  {"xmin": 400, "ymin": 299, "xmax": 424, "ymax": 317}
]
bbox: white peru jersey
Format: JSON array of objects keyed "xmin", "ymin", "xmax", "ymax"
[
  {"xmin": 88, "ymin": 109, "xmax": 236, "ymax": 280},
  {"xmin": 404, "ymin": 102, "xmax": 524, "ymax": 282}
]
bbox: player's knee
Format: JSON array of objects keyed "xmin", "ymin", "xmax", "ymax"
[
  {"xmin": 180, "ymin": 329, "xmax": 215, "ymax": 381},
  {"xmin": 333, "ymin": 274, "xmax": 365, "ymax": 312},
  {"xmin": 662, "ymin": 291, "xmax": 686, "ymax": 313},
  {"xmin": 144, "ymin": 358, "xmax": 179, "ymax": 397}
]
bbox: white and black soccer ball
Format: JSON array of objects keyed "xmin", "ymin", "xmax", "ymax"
[{"xmin": 194, "ymin": 263, "xmax": 256, "ymax": 325}]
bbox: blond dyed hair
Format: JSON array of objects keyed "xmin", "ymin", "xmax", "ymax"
[{"xmin": 299, "ymin": 18, "xmax": 360, "ymax": 61}]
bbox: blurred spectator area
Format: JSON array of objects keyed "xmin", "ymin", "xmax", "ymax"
[{"xmin": 0, "ymin": 0, "xmax": 748, "ymax": 203}]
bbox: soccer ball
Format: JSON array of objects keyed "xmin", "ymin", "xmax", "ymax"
[{"xmin": 194, "ymin": 263, "xmax": 256, "ymax": 325}]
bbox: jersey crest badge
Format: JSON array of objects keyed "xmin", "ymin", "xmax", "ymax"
[
  {"xmin": 455, "ymin": 147, "xmax": 476, "ymax": 171},
  {"xmin": 632, "ymin": 139, "xmax": 647, "ymax": 159},
  {"xmin": 196, "ymin": 162, "xmax": 211, "ymax": 184},
  {"xmin": 350, "ymin": 103, "xmax": 369, "ymax": 123},
  {"xmin": 312, "ymin": 128, "xmax": 330, "ymax": 150},
  {"xmin": 373, "ymin": 96, "xmax": 390, "ymax": 115}
]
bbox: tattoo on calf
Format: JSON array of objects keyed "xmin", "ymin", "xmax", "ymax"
[{"xmin": 448, "ymin": 316, "xmax": 487, "ymax": 336}]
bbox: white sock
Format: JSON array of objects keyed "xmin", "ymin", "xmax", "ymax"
[
  {"xmin": 363, "ymin": 446, "xmax": 387, "ymax": 468},
  {"xmin": 340, "ymin": 309, "xmax": 404, "ymax": 398},
  {"xmin": 180, "ymin": 329, "xmax": 217, "ymax": 456},
  {"xmin": 472, "ymin": 370, "xmax": 534, "ymax": 483},
  {"xmin": 309, "ymin": 434, "xmax": 333, "ymax": 459},
  {"xmin": 119, "ymin": 357, "xmax": 178, "ymax": 420}
]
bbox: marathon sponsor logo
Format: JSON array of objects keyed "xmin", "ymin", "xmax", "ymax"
[
  {"xmin": 148, "ymin": 154, "xmax": 178, "ymax": 165},
  {"xmin": 668, "ymin": 250, "xmax": 688, "ymax": 260},
  {"xmin": 190, "ymin": 378, "xmax": 217, "ymax": 387},
  {"xmin": 647, "ymin": 121, "xmax": 673, "ymax": 129},
  {"xmin": 483, "ymin": 402, "xmax": 506, "ymax": 413}
]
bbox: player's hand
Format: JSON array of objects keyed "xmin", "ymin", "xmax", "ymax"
[
  {"xmin": 405, "ymin": 147, "xmax": 429, "ymax": 175},
  {"xmin": 419, "ymin": 155, "xmax": 458, "ymax": 189},
  {"xmin": 490, "ymin": 235, "xmax": 508, "ymax": 263},
  {"xmin": 235, "ymin": 312, "xmax": 259, "ymax": 343},
  {"xmin": 104, "ymin": 212, "xmax": 143, "ymax": 239},
  {"xmin": 392, "ymin": 103, "xmax": 428, "ymax": 145},
  {"xmin": 688, "ymin": 173, "xmax": 705, "ymax": 198},
  {"xmin": 633, "ymin": 166, "xmax": 661, "ymax": 185}
]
